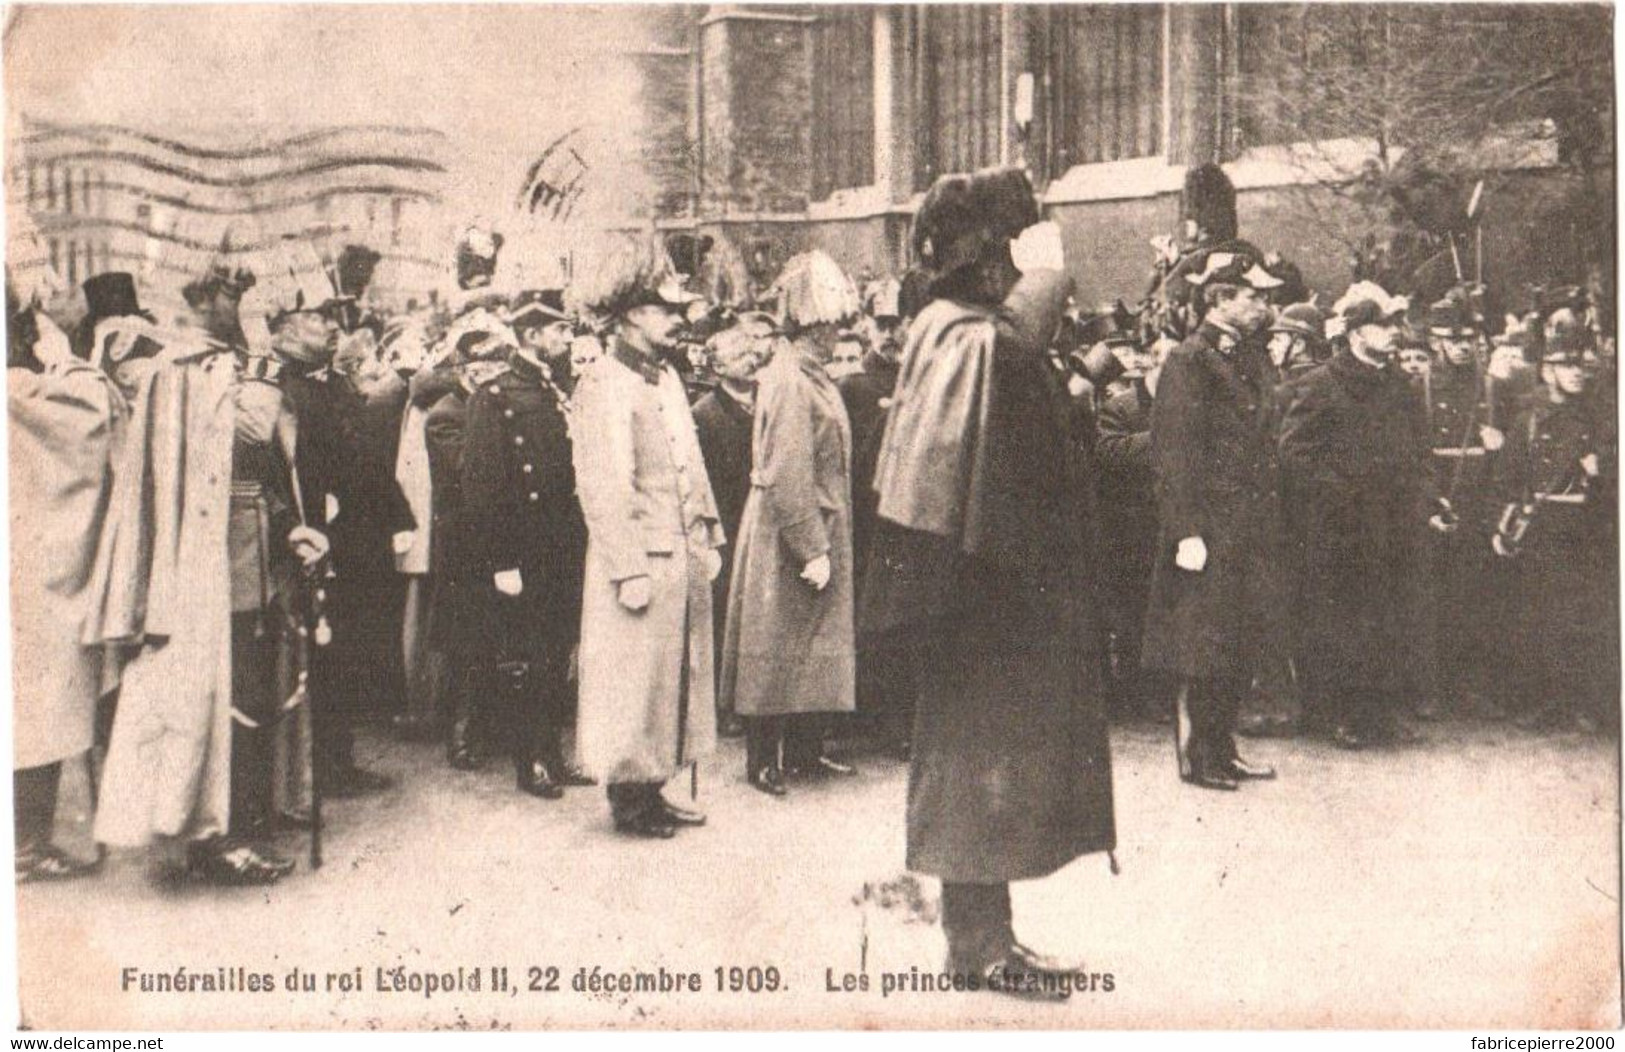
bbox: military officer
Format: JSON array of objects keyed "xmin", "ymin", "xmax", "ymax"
[
  {"xmin": 1279, "ymin": 283, "xmax": 1429, "ymax": 750},
  {"xmin": 570, "ymin": 239, "xmax": 726, "ymax": 839},
  {"xmin": 458, "ymin": 297, "xmax": 595, "ymax": 799},
  {"xmin": 1492, "ymin": 332, "xmax": 1617, "ymax": 731},
  {"xmin": 1418, "ymin": 295, "xmax": 1504, "ymax": 716},
  {"xmin": 1141, "ymin": 247, "xmax": 1284, "ymax": 790}
]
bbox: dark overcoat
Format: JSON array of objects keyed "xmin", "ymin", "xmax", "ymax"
[
  {"xmin": 423, "ymin": 385, "xmax": 476, "ymax": 654},
  {"xmin": 1095, "ymin": 379, "xmax": 1158, "ymax": 623},
  {"xmin": 1141, "ymin": 322, "xmax": 1284, "ymax": 681},
  {"xmin": 837, "ymin": 349, "xmax": 900, "ymax": 582},
  {"xmin": 1278, "ymin": 351, "xmax": 1428, "ymax": 693},
  {"xmin": 459, "ymin": 353, "xmax": 586, "ymax": 668},
  {"xmin": 865, "ymin": 269, "xmax": 1114, "ymax": 884},
  {"xmin": 692, "ymin": 385, "xmax": 754, "ymax": 650}
]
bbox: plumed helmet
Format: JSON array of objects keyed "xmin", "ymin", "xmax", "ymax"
[{"xmin": 768, "ymin": 250, "xmax": 860, "ymax": 330}]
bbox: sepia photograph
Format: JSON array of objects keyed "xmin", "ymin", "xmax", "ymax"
[{"xmin": 3, "ymin": 1, "xmax": 1620, "ymax": 1032}]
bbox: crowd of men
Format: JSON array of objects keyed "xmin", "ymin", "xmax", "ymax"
[{"xmin": 9, "ymin": 160, "xmax": 1616, "ymax": 997}]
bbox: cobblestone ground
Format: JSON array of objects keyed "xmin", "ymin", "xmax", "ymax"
[{"xmin": 16, "ymin": 720, "xmax": 1620, "ymax": 1030}]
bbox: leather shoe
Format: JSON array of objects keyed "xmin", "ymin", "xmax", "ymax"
[
  {"xmin": 187, "ymin": 840, "xmax": 295, "ymax": 886},
  {"xmin": 749, "ymin": 765, "xmax": 788, "ymax": 797},
  {"xmin": 17, "ymin": 844, "xmax": 100, "ymax": 884},
  {"xmin": 517, "ymin": 761, "xmax": 565, "ymax": 800},
  {"xmin": 656, "ymin": 798, "xmax": 707, "ymax": 827},
  {"xmin": 1224, "ymin": 756, "xmax": 1277, "ymax": 780},
  {"xmin": 613, "ymin": 811, "xmax": 677, "ymax": 839}
]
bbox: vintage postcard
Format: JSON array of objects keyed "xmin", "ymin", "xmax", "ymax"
[{"xmin": 5, "ymin": 2, "xmax": 1620, "ymax": 1031}]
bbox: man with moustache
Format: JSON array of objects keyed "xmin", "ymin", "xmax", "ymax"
[
  {"xmin": 458, "ymin": 291, "xmax": 594, "ymax": 798},
  {"xmin": 1142, "ymin": 248, "xmax": 1284, "ymax": 790},
  {"xmin": 1279, "ymin": 283, "xmax": 1429, "ymax": 749},
  {"xmin": 570, "ymin": 241, "xmax": 725, "ymax": 839}
]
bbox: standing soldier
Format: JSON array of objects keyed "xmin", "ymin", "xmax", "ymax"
[
  {"xmin": 1491, "ymin": 331, "xmax": 1617, "ymax": 732},
  {"xmin": 570, "ymin": 240, "xmax": 725, "ymax": 839},
  {"xmin": 421, "ymin": 313, "xmax": 513, "ymax": 770},
  {"xmin": 722, "ymin": 253, "xmax": 860, "ymax": 796},
  {"xmin": 868, "ymin": 169, "xmax": 1114, "ymax": 995},
  {"xmin": 1095, "ymin": 335, "xmax": 1172, "ymax": 722},
  {"xmin": 86, "ymin": 261, "xmax": 327, "ymax": 884},
  {"xmin": 693, "ymin": 313, "xmax": 774, "ymax": 739},
  {"xmin": 1279, "ymin": 283, "xmax": 1428, "ymax": 749},
  {"xmin": 1418, "ymin": 294, "xmax": 1504, "ymax": 717},
  {"xmin": 1142, "ymin": 249, "xmax": 1283, "ymax": 790},
  {"xmin": 842, "ymin": 271, "xmax": 928, "ymax": 755},
  {"xmin": 459, "ymin": 294, "xmax": 594, "ymax": 798}
]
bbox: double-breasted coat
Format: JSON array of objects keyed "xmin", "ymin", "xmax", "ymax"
[
  {"xmin": 720, "ymin": 338, "xmax": 857, "ymax": 718},
  {"xmin": 865, "ymin": 269, "xmax": 1114, "ymax": 884},
  {"xmin": 459, "ymin": 353, "xmax": 586, "ymax": 670},
  {"xmin": 1142, "ymin": 322, "xmax": 1285, "ymax": 682},
  {"xmin": 1278, "ymin": 351, "xmax": 1428, "ymax": 695},
  {"xmin": 571, "ymin": 343, "xmax": 725, "ymax": 784}
]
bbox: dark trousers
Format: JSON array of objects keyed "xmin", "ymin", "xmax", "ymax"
[
  {"xmin": 855, "ymin": 639, "xmax": 917, "ymax": 744},
  {"xmin": 606, "ymin": 781, "xmax": 666, "ymax": 820},
  {"xmin": 941, "ymin": 881, "xmax": 1014, "ymax": 974},
  {"xmin": 1176, "ymin": 674, "xmax": 1246, "ymax": 772},
  {"xmin": 230, "ymin": 612, "xmax": 281, "ymax": 837},
  {"xmin": 14, "ymin": 763, "xmax": 61, "ymax": 855},
  {"xmin": 495, "ymin": 652, "xmax": 568, "ymax": 772},
  {"xmin": 744, "ymin": 715, "xmax": 827, "ymax": 774}
]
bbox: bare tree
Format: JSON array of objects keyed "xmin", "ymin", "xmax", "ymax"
[{"xmin": 1233, "ymin": 3, "xmax": 1613, "ymax": 304}]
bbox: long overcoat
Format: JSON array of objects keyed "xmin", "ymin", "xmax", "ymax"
[
  {"xmin": 571, "ymin": 344, "xmax": 725, "ymax": 784},
  {"xmin": 9, "ymin": 361, "xmax": 124, "ymax": 770},
  {"xmin": 1278, "ymin": 351, "xmax": 1428, "ymax": 694},
  {"xmin": 720, "ymin": 339, "xmax": 856, "ymax": 718},
  {"xmin": 83, "ymin": 350, "xmax": 241, "ymax": 846},
  {"xmin": 1141, "ymin": 322, "xmax": 1284, "ymax": 681},
  {"xmin": 864, "ymin": 269, "xmax": 1114, "ymax": 884}
]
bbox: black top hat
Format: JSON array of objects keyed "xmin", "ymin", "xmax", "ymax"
[
  {"xmin": 82, "ymin": 272, "xmax": 150, "ymax": 324},
  {"xmin": 336, "ymin": 245, "xmax": 381, "ymax": 300}
]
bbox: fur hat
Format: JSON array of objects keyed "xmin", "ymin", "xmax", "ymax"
[
  {"xmin": 912, "ymin": 167, "xmax": 1040, "ymax": 278},
  {"xmin": 1181, "ymin": 163, "xmax": 1238, "ymax": 245}
]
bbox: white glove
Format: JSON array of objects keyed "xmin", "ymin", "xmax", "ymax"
[
  {"xmin": 1479, "ymin": 425, "xmax": 1505, "ymax": 452},
  {"xmin": 288, "ymin": 525, "xmax": 330, "ymax": 569},
  {"xmin": 1581, "ymin": 453, "xmax": 1600, "ymax": 477},
  {"xmin": 618, "ymin": 576, "xmax": 652, "ymax": 612},
  {"xmin": 1174, "ymin": 536, "xmax": 1207, "ymax": 573},
  {"xmin": 392, "ymin": 530, "xmax": 416, "ymax": 555},
  {"xmin": 493, "ymin": 569, "xmax": 523, "ymax": 596},
  {"xmin": 703, "ymin": 548, "xmax": 723, "ymax": 583},
  {"xmin": 800, "ymin": 554, "xmax": 832, "ymax": 591},
  {"xmin": 1010, "ymin": 221, "xmax": 1065, "ymax": 275}
]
